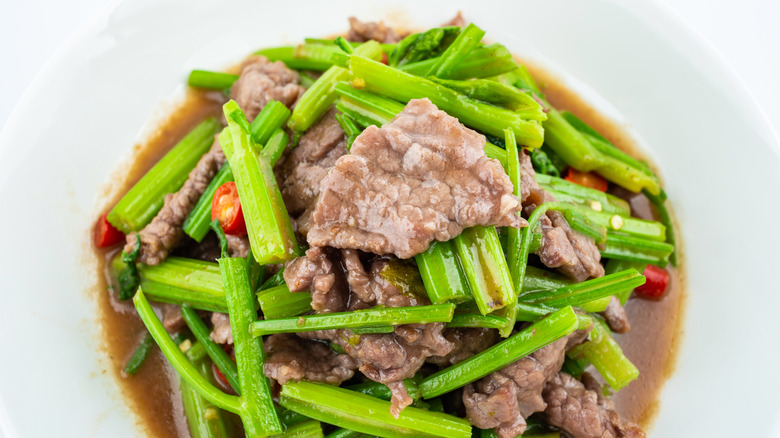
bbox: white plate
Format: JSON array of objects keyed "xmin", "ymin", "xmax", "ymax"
[{"xmin": 1, "ymin": 0, "xmax": 779, "ymax": 436}]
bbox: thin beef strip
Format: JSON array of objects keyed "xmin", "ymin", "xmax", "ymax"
[
  {"xmin": 308, "ymin": 98, "xmax": 525, "ymax": 259},
  {"xmin": 263, "ymin": 333, "xmax": 358, "ymax": 386},
  {"xmin": 463, "ymin": 330, "xmax": 590, "ymax": 438},
  {"xmin": 543, "ymin": 372, "xmax": 645, "ymax": 438},
  {"xmin": 124, "ymin": 138, "xmax": 225, "ymax": 265},
  {"xmin": 427, "ymin": 328, "xmax": 500, "ymax": 366},
  {"xmin": 288, "ymin": 247, "xmax": 453, "ymax": 416},
  {"xmin": 346, "ymin": 16, "xmax": 404, "ymax": 44},
  {"xmin": 520, "ymin": 152, "xmax": 605, "ymax": 281},
  {"xmin": 283, "ymin": 246, "xmax": 349, "ymax": 314},
  {"xmin": 229, "ymin": 56, "xmax": 304, "ymax": 122},
  {"xmin": 210, "ymin": 312, "xmax": 233, "ymax": 345},
  {"xmin": 601, "ymin": 295, "xmax": 630, "ymax": 333},
  {"xmin": 278, "ymin": 107, "xmax": 347, "ymax": 236}
]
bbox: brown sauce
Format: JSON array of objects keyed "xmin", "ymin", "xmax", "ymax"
[
  {"xmin": 91, "ymin": 63, "xmax": 684, "ymax": 437},
  {"xmin": 93, "ymin": 89, "xmax": 223, "ymax": 438}
]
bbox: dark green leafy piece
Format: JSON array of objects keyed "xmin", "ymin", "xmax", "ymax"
[
  {"xmin": 389, "ymin": 26, "xmax": 460, "ymax": 66},
  {"xmin": 118, "ymin": 234, "xmax": 142, "ymax": 300},
  {"xmin": 123, "ymin": 332, "xmax": 154, "ymax": 375}
]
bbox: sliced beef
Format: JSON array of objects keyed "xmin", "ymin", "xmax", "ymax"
[
  {"xmin": 463, "ymin": 330, "xmax": 590, "ymax": 438},
  {"xmin": 341, "ymin": 249, "xmax": 425, "ymax": 308},
  {"xmin": 543, "ymin": 372, "xmax": 645, "ymax": 438},
  {"xmin": 520, "ymin": 152, "xmax": 605, "ymax": 281},
  {"xmin": 601, "ymin": 296, "xmax": 630, "ymax": 333},
  {"xmin": 303, "ymin": 322, "xmax": 452, "ymax": 417},
  {"xmin": 441, "ymin": 12, "xmax": 466, "ymax": 28},
  {"xmin": 279, "ymin": 107, "xmax": 347, "ymax": 235},
  {"xmin": 308, "ymin": 98, "xmax": 524, "ymax": 259},
  {"xmin": 263, "ymin": 333, "xmax": 358, "ymax": 385},
  {"xmin": 125, "ymin": 138, "xmax": 225, "ymax": 265},
  {"xmin": 427, "ymin": 328, "xmax": 499, "ymax": 366},
  {"xmin": 283, "ymin": 246, "xmax": 348, "ymax": 314},
  {"xmin": 226, "ymin": 234, "xmax": 250, "ymax": 258},
  {"xmin": 230, "ymin": 56, "xmax": 304, "ymax": 122},
  {"xmin": 346, "ymin": 17, "xmax": 403, "ymax": 44},
  {"xmin": 210, "ymin": 312, "xmax": 233, "ymax": 345},
  {"xmin": 161, "ymin": 303, "xmax": 185, "ymax": 332},
  {"xmin": 291, "ymin": 247, "xmax": 451, "ymax": 416},
  {"xmin": 463, "ymin": 336, "xmax": 569, "ymax": 438}
]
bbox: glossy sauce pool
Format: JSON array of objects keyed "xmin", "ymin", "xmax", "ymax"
[{"xmin": 92, "ymin": 67, "xmax": 685, "ymax": 437}]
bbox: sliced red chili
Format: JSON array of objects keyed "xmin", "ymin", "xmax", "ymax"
[
  {"xmin": 564, "ymin": 168, "xmax": 608, "ymax": 192},
  {"xmin": 635, "ymin": 265, "xmax": 669, "ymax": 299},
  {"xmin": 211, "ymin": 181, "xmax": 247, "ymax": 236},
  {"xmin": 94, "ymin": 213, "xmax": 125, "ymax": 248}
]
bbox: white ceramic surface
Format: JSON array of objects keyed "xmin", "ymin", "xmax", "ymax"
[{"xmin": 1, "ymin": 0, "xmax": 779, "ymax": 436}]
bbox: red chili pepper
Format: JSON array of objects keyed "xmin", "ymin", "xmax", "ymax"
[
  {"xmin": 564, "ymin": 168, "xmax": 608, "ymax": 192},
  {"xmin": 94, "ymin": 213, "xmax": 125, "ymax": 248},
  {"xmin": 212, "ymin": 362, "xmax": 230, "ymax": 387},
  {"xmin": 381, "ymin": 52, "xmax": 388, "ymax": 65},
  {"xmin": 211, "ymin": 181, "xmax": 247, "ymax": 236},
  {"xmin": 635, "ymin": 265, "xmax": 670, "ymax": 299}
]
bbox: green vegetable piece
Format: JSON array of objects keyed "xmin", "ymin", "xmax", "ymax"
[
  {"xmin": 250, "ymin": 304, "xmax": 455, "ymax": 337},
  {"xmin": 568, "ymin": 316, "xmax": 639, "ymax": 390},
  {"xmin": 518, "ymin": 269, "xmax": 645, "ymax": 308},
  {"xmin": 273, "ymin": 419, "xmax": 324, "ymax": 438},
  {"xmin": 118, "ymin": 234, "xmax": 142, "ymax": 300},
  {"xmin": 180, "ymin": 342, "xmax": 232, "ymax": 438},
  {"xmin": 453, "ymin": 226, "xmax": 514, "ymax": 316},
  {"xmin": 133, "ymin": 289, "xmax": 241, "ymax": 413},
  {"xmin": 183, "ymin": 163, "xmax": 234, "ymax": 242},
  {"xmin": 188, "ymin": 70, "xmax": 238, "ymax": 91},
  {"xmin": 288, "ymin": 41, "xmax": 383, "ymax": 133},
  {"xmin": 220, "ymin": 257, "xmax": 282, "ymax": 436},
  {"xmin": 416, "ymin": 240, "xmax": 472, "ymax": 304},
  {"xmin": 257, "ymin": 284, "xmax": 313, "ymax": 320},
  {"xmin": 220, "ymin": 101, "xmax": 298, "ymax": 264},
  {"xmin": 279, "ymin": 381, "xmax": 472, "ymax": 438},
  {"xmin": 255, "ymin": 45, "xmax": 338, "ymax": 71},
  {"xmin": 181, "ymin": 305, "xmax": 241, "ymax": 394},
  {"xmin": 107, "ymin": 118, "xmax": 220, "ymax": 232},
  {"xmin": 426, "ymin": 23, "xmax": 485, "ymax": 78},
  {"xmin": 348, "ymin": 54, "xmax": 545, "ymax": 148},
  {"xmin": 420, "ymin": 306, "xmax": 578, "ymax": 399},
  {"xmin": 123, "ymin": 332, "xmax": 154, "ymax": 375},
  {"xmin": 389, "ymin": 26, "xmax": 460, "ymax": 67},
  {"xmin": 429, "ymin": 77, "xmax": 545, "ymax": 120}
]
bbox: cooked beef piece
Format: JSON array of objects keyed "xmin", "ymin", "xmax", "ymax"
[
  {"xmin": 302, "ymin": 322, "xmax": 452, "ymax": 417},
  {"xmin": 229, "ymin": 56, "xmax": 304, "ymax": 122},
  {"xmin": 441, "ymin": 12, "xmax": 466, "ymax": 27},
  {"xmin": 519, "ymin": 152, "xmax": 605, "ymax": 281},
  {"xmin": 543, "ymin": 372, "xmax": 645, "ymax": 438},
  {"xmin": 263, "ymin": 334, "xmax": 358, "ymax": 386},
  {"xmin": 428, "ymin": 328, "xmax": 500, "ymax": 366},
  {"xmin": 601, "ymin": 296, "xmax": 630, "ymax": 333},
  {"xmin": 283, "ymin": 246, "xmax": 348, "ymax": 314},
  {"xmin": 161, "ymin": 303, "xmax": 185, "ymax": 331},
  {"xmin": 463, "ymin": 330, "xmax": 590, "ymax": 438},
  {"xmin": 341, "ymin": 249, "xmax": 425, "ymax": 308},
  {"xmin": 463, "ymin": 336, "xmax": 569, "ymax": 438},
  {"xmin": 293, "ymin": 247, "xmax": 451, "ymax": 415},
  {"xmin": 278, "ymin": 107, "xmax": 347, "ymax": 234},
  {"xmin": 210, "ymin": 312, "xmax": 233, "ymax": 345},
  {"xmin": 125, "ymin": 138, "xmax": 225, "ymax": 265},
  {"xmin": 225, "ymin": 234, "xmax": 250, "ymax": 258},
  {"xmin": 346, "ymin": 17, "xmax": 403, "ymax": 44},
  {"xmin": 308, "ymin": 99, "xmax": 525, "ymax": 259}
]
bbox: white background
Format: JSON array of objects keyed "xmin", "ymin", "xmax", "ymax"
[{"xmin": 1, "ymin": 0, "xmax": 778, "ymax": 137}]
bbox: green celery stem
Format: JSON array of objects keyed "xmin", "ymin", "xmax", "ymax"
[
  {"xmin": 420, "ymin": 306, "xmax": 578, "ymax": 398},
  {"xmin": 183, "ymin": 163, "xmax": 235, "ymax": 242},
  {"xmin": 188, "ymin": 70, "xmax": 239, "ymax": 91},
  {"xmin": 108, "ymin": 118, "xmax": 220, "ymax": 232},
  {"xmin": 181, "ymin": 305, "xmax": 241, "ymax": 394}
]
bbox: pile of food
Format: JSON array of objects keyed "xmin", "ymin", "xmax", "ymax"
[{"xmin": 94, "ymin": 14, "xmax": 680, "ymax": 438}]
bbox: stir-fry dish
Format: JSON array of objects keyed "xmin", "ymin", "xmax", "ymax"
[{"xmin": 94, "ymin": 15, "xmax": 681, "ymax": 438}]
